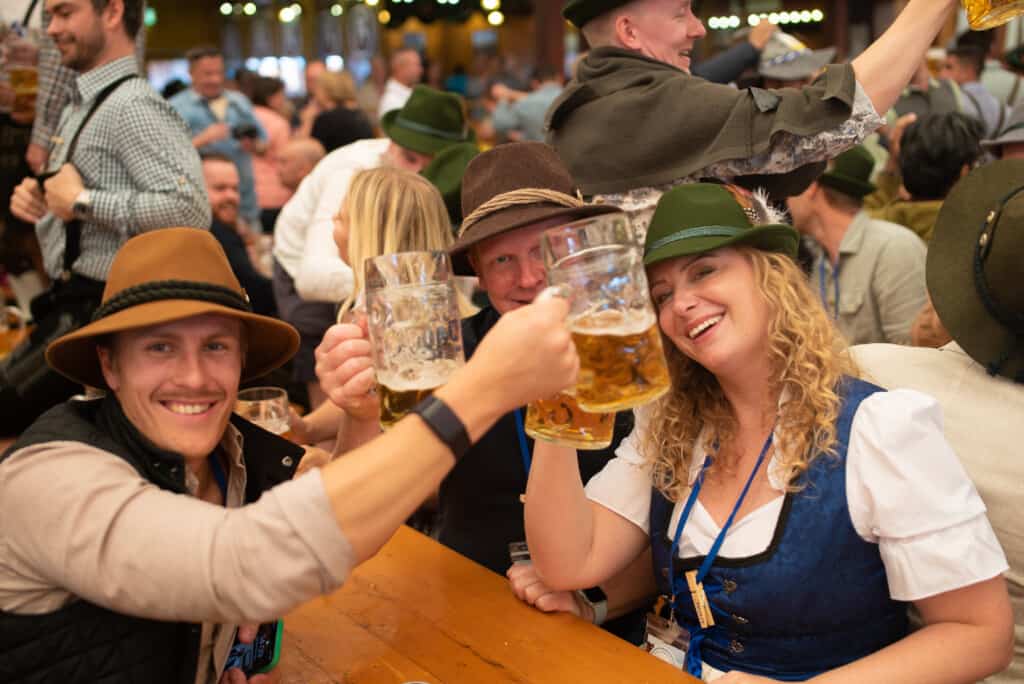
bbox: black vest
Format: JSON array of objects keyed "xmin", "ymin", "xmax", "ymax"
[{"xmin": 0, "ymin": 399, "xmax": 303, "ymax": 684}]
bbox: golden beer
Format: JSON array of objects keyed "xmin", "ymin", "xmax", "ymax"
[
  {"xmin": 571, "ymin": 311, "xmax": 671, "ymax": 413},
  {"xmin": 378, "ymin": 382, "xmax": 438, "ymax": 429},
  {"xmin": 962, "ymin": 0, "xmax": 1024, "ymax": 29},
  {"xmin": 8, "ymin": 67, "xmax": 37, "ymax": 117},
  {"xmin": 525, "ymin": 393, "xmax": 614, "ymax": 450}
]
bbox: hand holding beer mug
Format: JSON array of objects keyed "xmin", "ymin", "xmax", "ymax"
[
  {"xmin": 524, "ymin": 287, "xmax": 615, "ymax": 450},
  {"xmin": 962, "ymin": 0, "xmax": 1024, "ymax": 30},
  {"xmin": 543, "ymin": 214, "xmax": 670, "ymax": 413},
  {"xmin": 365, "ymin": 251, "xmax": 465, "ymax": 429},
  {"xmin": 236, "ymin": 387, "xmax": 291, "ymax": 437}
]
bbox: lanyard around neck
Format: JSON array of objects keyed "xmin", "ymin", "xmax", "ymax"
[
  {"xmin": 513, "ymin": 408, "xmax": 532, "ymax": 476},
  {"xmin": 208, "ymin": 452, "xmax": 228, "ymax": 499},
  {"xmin": 818, "ymin": 258, "xmax": 840, "ymax": 320},
  {"xmin": 668, "ymin": 428, "xmax": 775, "ymax": 591}
]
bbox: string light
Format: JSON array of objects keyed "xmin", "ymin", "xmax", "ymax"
[
  {"xmin": 737, "ymin": 9, "xmax": 826, "ymax": 29},
  {"xmin": 487, "ymin": 9, "xmax": 504, "ymax": 25}
]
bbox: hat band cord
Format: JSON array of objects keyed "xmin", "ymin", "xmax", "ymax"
[
  {"xmin": 459, "ymin": 188, "xmax": 586, "ymax": 238},
  {"xmin": 972, "ymin": 185, "xmax": 1024, "ymax": 381},
  {"xmin": 646, "ymin": 226, "xmax": 745, "ymax": 254},
  {"xmin": 92, "ymin": 280, "xmax": 253, "ymax": 322},
  {"xmin": 394, "ymin": 115, "xmax": 468, "ymax": 142}
]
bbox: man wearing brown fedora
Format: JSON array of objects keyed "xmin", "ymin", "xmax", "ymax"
[
  {"xmin": 853, "ymin": 159, "xmax": 1024, "ymax": 683},
  {"xmin": 0, "ymin": 227, "xmax": 579, "ymax": 683},
  {"xmin": 787, "ymin": 145, "xmax": 927, "ymax": 345},
  {"xmin": 315, "ymin": 142, "xmax": 653, "ymax": 636},
  {"xmin": 550, "ymin": 0, "xmax": 966, "ymax": 236}
]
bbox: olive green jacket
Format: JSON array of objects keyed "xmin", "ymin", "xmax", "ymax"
[
  {"xmin": 864, "ymin": 171, "xmax": 944, "ymax": 243},
  {"xmin": 545, "ymin": 47, "xmax": 859, "ymax": 197}
]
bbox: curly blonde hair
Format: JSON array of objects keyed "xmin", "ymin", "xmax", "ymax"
[{"xmin": 642, "ymin": 247, "xmax": 856, "ymax": 501}]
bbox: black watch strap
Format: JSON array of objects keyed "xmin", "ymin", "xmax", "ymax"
[{"xmin": 410, "ymin": 395, "xmax": 471, "ymax": 460}]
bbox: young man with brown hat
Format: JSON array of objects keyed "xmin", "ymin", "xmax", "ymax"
[
  {"xmin": 315, "ymin": 142, "xmax": 654, "ymax": 636},
  {"xmin": 787, "ymin": 145, "xmax": 927, "ymax": 345},
  {"xmin": 0, "ymin": 227, "xmax": 579, "ymax": 683},
  {"xmin": 853, "ymin": 159, "xmax": 1024, "ymax": 683},
  {"xmin": 549, "ymin": 0, "xmax": 967, "ymax": 236}
]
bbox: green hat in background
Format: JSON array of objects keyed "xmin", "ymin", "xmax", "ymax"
[
  {"xmin": 419, "ymin": 142, "xmax": 481, "ymax": 226},
  {"xmin": 562, "ymin": 0, "xmax": 632, "ymax": 28},
  {"xmin": 381, "ymin": 85, "xmax": 475, "ymax": 157},
  {"xmin": 644, "ymin": 184, "xmax": 799, "ymax": 267},
  {"xmin": 927, "ymin": 159, "xmax": 1024, "ymax": 382},
  {"xmin": 817, "ymin": 145, "xmax": 877, "ymax": 198}
]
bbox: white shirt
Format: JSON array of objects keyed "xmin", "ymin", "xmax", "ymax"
[
  {"xmin": 272, "ymin": 137, "xmax": 390, "ymax": 303},
  {"xmin": 585, "ymin": 389, "xmax": 1007, "ymax": 602},
  {"xmin": 377, "ymin": 78, "xmax": 413, "ymax": 121},
  {"xmin": 853, "ymin": 342, "xmax": 1024, "ymax": 684}
]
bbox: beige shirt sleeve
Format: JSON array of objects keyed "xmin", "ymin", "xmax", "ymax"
[{"xmin": 0, "ymin": 441, "xmax": 354, "ymax": 624}]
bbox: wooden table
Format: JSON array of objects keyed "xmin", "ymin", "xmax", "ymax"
[{"xmin": 279, "ymin": 526, "xmax": 699, "ymax": 683}]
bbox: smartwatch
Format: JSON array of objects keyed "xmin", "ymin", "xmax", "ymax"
[
  {"xmin": 410, "ymin": 395, "xmax": 471, "ymax": 460},
  {"xmin": 576, "ymin": 586, "xmax": 608, "ymax": 626},
  {"xmin": 72, "ymin": 190, "xmax": 92, "ymax": 220}
]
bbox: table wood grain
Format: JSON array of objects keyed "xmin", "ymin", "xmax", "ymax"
[{"xmin": 279, "ymin": 526, "xmax": 698, "ymax": 683}]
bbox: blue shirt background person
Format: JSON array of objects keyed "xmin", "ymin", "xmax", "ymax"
[
  {"xmin": 170, "ymin": 46, "xmax": 266, "ymax": 228},
  {"xmin": 491, "ymin": 69, "xmax": 564, "ymax": 142}
]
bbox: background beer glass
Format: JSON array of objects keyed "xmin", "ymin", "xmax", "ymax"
[
  {"xmin": 542, "ymin": 214, "xmax": 671, "ymax": 413},
  {"xmin": 365, "ymin": 251, "xmax": 465, "ymax": 429},
  {"xmin": 0, "ymin": 306, "xmax": 28, "ymax": 359},
  {"xmin": 236, "ymin": 387, "xmax": 290, "ymax": 436},
  {"xmin": 961, "ymin": 0, "xmax": 1024, "ymax": 29}
]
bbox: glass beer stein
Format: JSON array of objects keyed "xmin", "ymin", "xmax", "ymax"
[
  {"xmin": 524, "ymin": 393, "xmax": 615, "ymax": 450},
  {"xmin": 962, "ymin": 0, "xmax": 1024, "ymax": 30},
  {"xmin": 365, "ymin": 251, "xmax": 465, "ymax": 429},
  {"xmin": 542, "ymin": 213, "xmax": 671, "ymax": 414}
]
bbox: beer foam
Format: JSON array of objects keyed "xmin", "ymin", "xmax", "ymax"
[
  {"xmin": 377, "ymin": 359, "xmax": 461, "ymax": 391},
  {"xmin": 570, "ymin": 308, "xmax": 656, "ymax": 337}
]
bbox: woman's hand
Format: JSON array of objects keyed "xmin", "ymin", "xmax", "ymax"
[{"xmin": 506, "ymin": 562, "xmax": 587, "ymax": 619}]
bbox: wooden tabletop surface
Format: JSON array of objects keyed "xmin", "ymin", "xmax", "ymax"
[{"xmin": 278, "ymin": 525, "xmax": 698, "ymax": 684}]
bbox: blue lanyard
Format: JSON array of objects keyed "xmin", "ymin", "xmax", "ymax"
[
  {"xmin": 513, "ymin": 408, "xmax": 532, "ymax": 476},
  {"xmin": 667, "ymin": 429, "xmax": 775, "ymax": 678},
  {"xmin": 208, "ymin": 452, "xmax": 228, "ymax": 499},
  {"xmin": 818, "ymin": 258, "xmax": 840, "ymax": 320}
]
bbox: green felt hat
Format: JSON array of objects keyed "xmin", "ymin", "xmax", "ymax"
[
  {"xmin": 562, "ymin": 0, "xmax": 632, "ymax": 28},
  {"xmin": 419, "ymin": 142, "xmax": 481, "ymax": 225},
  {"xmin": 927, "ymin": 159, "xmax": 1024, "ymax": 382},
  {"xmin": 817, "ymin": 145, "xmax": 876, "ymax": 198},
  {"xmin": 380, "ymin": 85, "xmax": 475, "ymax": 157},
  {"xmin": 644, "ymin": 184, "xmax": 799, "ymax": 267}
]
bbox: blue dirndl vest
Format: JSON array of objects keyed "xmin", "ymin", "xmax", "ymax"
[{"xmin": 649, "ymin": 377, "xmax": 908, "ymax": 680}]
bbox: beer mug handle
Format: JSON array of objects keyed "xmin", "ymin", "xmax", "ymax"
[{"xmin": 534, "ymin": 285, "xmax": 577, "ymax": 397}]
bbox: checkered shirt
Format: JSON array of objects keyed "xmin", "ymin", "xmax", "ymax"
[{"xmin": 36, "ymin": 55, "xmax": 210, "ymax": 281}]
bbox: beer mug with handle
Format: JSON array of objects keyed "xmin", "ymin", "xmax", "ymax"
[
  {"xmin": 365, "ymin": 251, "xmax": 465, "ymax": 429},
  {"xmin": 962, "ymin": 0, "xmax": 1024, "ymax": 29},
  {"xmin": 542, "ymin": 213, "xmax": 671, "ymax": 413},
  {"xmin": 524, "ymin": 285, "xmax": 615, "ymax": 451}
]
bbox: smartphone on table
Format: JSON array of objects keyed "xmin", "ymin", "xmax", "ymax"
[{"xmin": 224, "ymin": 619, "xmax": 282, "ymax": 676}]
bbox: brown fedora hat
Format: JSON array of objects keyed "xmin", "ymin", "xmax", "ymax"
[
  {"xmin": 927, "ymin": 159, "xmax": 1024, "ymax": 382},
  {"xmin": 448, "ymin": 142, "xmax": 619, "ymax": 275},
  {"xmin": 47, "ymin": 228, "xmax": 299, "ymax": 389}
]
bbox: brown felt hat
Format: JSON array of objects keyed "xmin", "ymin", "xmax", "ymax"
[
  {"xmin": 448, "ymin": 142, "xmax": 619, "ymax": 275},
  {"xmin": 927, "ymin": 159, "xmax": 1024, "ymax": 382},
  {"xmin": 47, "ymin": 228, "xmax": 299, "ymax": 389}
]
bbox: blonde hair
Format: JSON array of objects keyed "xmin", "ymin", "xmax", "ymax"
[
  {"xmin": 642, "ymin": 248, "xmax": 856, "ymax": 501},
  {"xmin": 316, "ymin": 71, "xmax": 357, "ymax": 108},
  {"xmin": 338, "ymin": 167, "xmax": 456, "ymax": 318}
]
